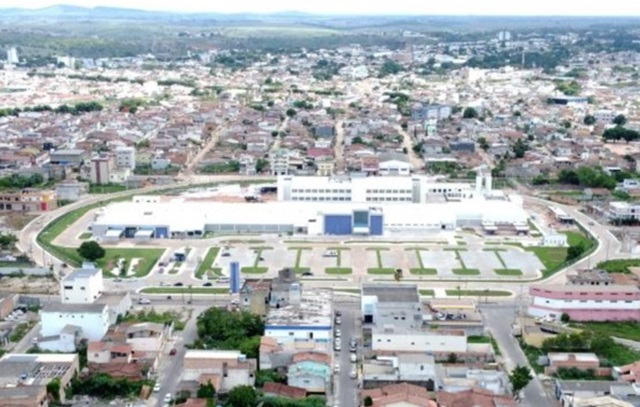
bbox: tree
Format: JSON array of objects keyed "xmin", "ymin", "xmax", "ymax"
[
  {"xmin": 567, "ymin": 242, "xmax": 586, "ymax": 262},
  {"xmin": 394, "ymin": 269, "xmax": 403, "ymax": 282},
  {"xmin": 226, "ymin": 385, "xmax": 256, "ymax": 407},
  {"xmin": 195, "ymin": 307, "xmax": 264, "ymax": 359},
  {"xmin": 509, "ymin": 365, "xmax": 533, "ymax": 399},
  {"xmin": 560, "ymin": 313, "xmax": 570, "ymax": 323},
  {"xmin": 613, "ymin": 114, "xmax": 627, "ymax": 126},
  {"xmin": 583, "ymin": 114, "xmax": 596, "ymax": 125},
  {"xmin": 0, "ymin": 233, "xmax": 17, "ymax": 250},
  {"xmin": 512, "ymin": 139, "xmax": 529, "ymax": 159},
  {"xmin": 286, "ymin": 108, "xmax": 297, "ymax": 117},
  {"xmin": 477, "ymin": 137, "xmax": 489, "ymax": 151},
  {"xmin": 77, "ymin": 241, "xmax": 106, "ymax": 262},
  {"xmin": 197, "ymin": 380, "xmax": 216, "ymax": 399},
  {"xmin": 463, "ymin": 107, "xmax": 479, "ymax": 119},
  {"xmin": 364, "ymin": 396, "xmax": 373, "ymax": 406},
  {"xmin": 447, "ymin": 353, "xmax": 458, "ymax": 363}
]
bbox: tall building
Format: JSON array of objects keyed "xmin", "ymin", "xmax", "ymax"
[
  {"xmin": 6, "ymin": 47, "xmax": 18, "ymax": 64},
  {"xmin": 90, "ymin": 155, "xmax": 113, "ymax": 185},
  {"xmin": 115, "ymin": 146, "xmax": 136, "ymax": 170}
]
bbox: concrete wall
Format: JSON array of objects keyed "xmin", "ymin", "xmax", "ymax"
[
  {"xmin": 40, "ymin": 310, "xmax": 109, "ymax": 341},
  {"xmin": 372, "ymin": 333, "xmax": 467, "ymax": 353}
]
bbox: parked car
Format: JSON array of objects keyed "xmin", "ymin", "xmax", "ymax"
[
  {"xmin": 323, "ymin": 250, "xmax": 338, "ymax": 257},
  {"xmin": 334, "ymin": 329, "xmax": 341, "ymax": 338},
  {"xmin": 350, "ymin": 353, "xmax": 357, "ymax": 363},
  {"xmin": 335, "ymin": 317, "xmax": 342, "ymax": 325},
  {"xmin": 169, "ymin": 348, "xmax": 177, "ymax": 356},
  {"xmin": 174, "ymin": 282, "xmax": 184, "ymax": 287},
  {"xmin": 302, "ymin": 271, "xmax": 313, "ymax": 276},
  {"xmin": 164, "ymin": 394, "xmax": 172, "ymax": 403},
  {"xmin": 350, "ymin": 370, "xmax": 357, "ymax": 379},
  {"xmin": 334, "ymin": 364, "xmax": 340, "ymax": 373},
  {"xmin": 138, "ymin": 298, "xmax": 151, "ymax": 305},
  {"xmin": 153, "ymin": 383, "xmax": 161, "ymax": 392},
  {"xmin": 221, "ymin": 252, "xmax": 231, "ymax": 257},
  {"xmin": 203, "ymin": 282, "xmax": 213, "ymax": 287}
]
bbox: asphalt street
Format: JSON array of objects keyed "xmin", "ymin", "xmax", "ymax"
[
  {"xmin": 333, "ymin": 301, "xmax": 359, "ymax": 407},
  {"xmin": 480, "ymin": 302, "xmax": 555, "ymax": 407}
]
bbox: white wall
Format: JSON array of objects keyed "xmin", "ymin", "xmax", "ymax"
[
  {"xmin": 372, "ymin": 332, "xmax": 467, "ymax": 353},
  {"xmin": 61, "ymin": 272, "xmax": 103, "ymax": 304},
  {"xmin": 88, "ymin": 350, "xmax": 111, "ymax": 364},
  {"xmin": 128, "ymin": 334, "xmax": 164, "ymax": 352},
  {"xmin": 264, "ymin": 327, "xmax": 332, "ymax": 344},
  {"xmin": 41, "ymin": 310, "xmax": 110, "ymax": 341},
  {"xmin": 39, "ymin": 334, "xmax": 76, "ymax": 353},
  {"xmin": 532, "ymin": 296, "xmax": 640, "ymax": 310}
]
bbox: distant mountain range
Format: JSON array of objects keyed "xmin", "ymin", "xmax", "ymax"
[{"xmin": 0, "ymin": 4, "xmax": 318, "ymax": 20}]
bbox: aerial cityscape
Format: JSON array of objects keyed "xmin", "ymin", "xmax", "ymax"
[{"xmin": 0, "ymin": 2, "xmax": 640, "ymax": 407}]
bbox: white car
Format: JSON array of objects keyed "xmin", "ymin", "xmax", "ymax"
[
  {"xmin": 138, "ymin": 298, "xmax": 151, "ymax": 305},
  {"xmin": 350, "ymin": 370, "xmax": 357, "ymax": 379},
  {"xmin": 153, "ymin": 383, "xmax": 161, "ymax": 393},
  {"xmin": 350, "ymin": 353, "xmax": 357, "ymax": 363},
  {"xmin": 334, "ymin": 329, "xmax": 341, "ymax": 338},
  {"xmin": 334, "ymin": 364, "xmax": 340, "ymax": 373},
  {"xmin": 164, "ymin": 393, "xmax": 172, "ymax": 402}
]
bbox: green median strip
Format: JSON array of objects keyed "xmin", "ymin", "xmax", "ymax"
[
  {"xmin": 241, "ymin": 267, "xmax": 268, "ymax": 274},
  {"xmin": 325, "ymin": 267, "xmax": 352, "ymax": 275},
  {"xmin": 367, "ymin": 268, "xmax": 395, "ymax": 275},
  {"xmin": 419, "ymin": 289, "xmax": 435, "ymax": 297},
  {"xmin": 494, "ymin": 269, "xmax": 523, "ymax": 276},
  {"xmin": 452, "ymin": 268, "xmax": 481, "ymax": 276},
  {"xmin": 410, "ymin": 268, "xmax": 438, "ymax": 275},
  {"xmin": 446, "ymin": 289, "xmax": 512, "ymax": 297}
]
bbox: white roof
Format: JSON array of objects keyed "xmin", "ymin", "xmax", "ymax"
[{"xmin": 184, "ymin": 350, "xmax": 242, "ymax": 360}]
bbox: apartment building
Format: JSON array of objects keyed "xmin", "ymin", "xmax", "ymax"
[
  {"xmin": 90, "ymin": 154, "xmax": 114, "ymax": 185},
  {"xmin": 608, "ymin": 202, "xmax": 640, "ymax": 222},
  {"xmin": 0, "ymin": 188, "xmax": 57, "ymax": 212},
  {"xmin": 60, "ymin": 267, "xmax": 104, "ymax": 304},
  {"xmin": 528, "ymin": 285, "xmax": 640, "ymax": 321},
  {"xmin": 115, "ymin": 146, "xmax": 136, "ymax": 170}
]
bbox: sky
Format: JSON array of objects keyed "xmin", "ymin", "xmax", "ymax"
[{"xmin": 1, "ymin": 0, "xmax": 639, "ymax": 16}]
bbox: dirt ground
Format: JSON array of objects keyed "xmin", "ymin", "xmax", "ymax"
[
  {"xmin": 0, "ymin": 213, "xmax": 38, "ymax": 233},
  {"xmin": 0, "ymin": 276, "xmax": 58, "ymax": 294}
]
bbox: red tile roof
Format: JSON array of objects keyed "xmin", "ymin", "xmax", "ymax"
[{"xmin": 263, "ymin": 382, "xmax": 307, "ymax": 399}]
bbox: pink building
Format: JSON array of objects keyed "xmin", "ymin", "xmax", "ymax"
[{"xmin": 528, "ymin": 285, "xmax": 640, "ymax": 322}]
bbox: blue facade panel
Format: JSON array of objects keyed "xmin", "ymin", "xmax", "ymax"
[
  {"xmin": 324, "ymin": 215, "xmax": 353, "ymax": 235},
  {"xmin": 155, "ymin": 227, "xmax": 169, "ymax": 239},
  {"xmin": 230, "ymin": 262, "xmax": 241, "ymax": 294},
  {"xmin": 370, "ymin": 215, "xmax": 384, "ymax": 236}
]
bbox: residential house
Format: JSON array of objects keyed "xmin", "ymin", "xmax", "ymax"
[
  {"xmin": 528, "ymin": 285, "xmax": 640, "ymax": 322},
  {"xmin": 554, "ymin": 380, "xmax": 635, "ymax": 405},
  {"xmin": 378, "ymin": 152, "xmax": 412, "ymax": 176},
  {"xmin": 545, "ymin": 353, "xmax": 609, "ymax": 376},
  {"xmin": 567, "ymin": 269, "xmax": 614, "ymax": 286},
  {"xmin": 259, "ymin": 336, "xmax": 329, "ymax": 371},
  {"xmin": 362, "ymin": 354, "xmax": 437, "ymax": 390},
  {"xmin": 362, "ymin": 383, "xmax": 437, "ymax": 407},
  {"xmin": 55, "ymin": 182, "xmax": 89, "ymax": 201},
  {"xmin": 181, "ymin": 350, "xmax": 256, "ymax": 393},
  {"xmin": 615, "ymin": 360, "xmax": 640, "ymax": 383},
  {"xmin": 0, "ymin": 353, "xmax": 79, "ymax": 405},
  {"xmin": 316, "ymin": 158, "xmax": 334, "ymax": 177},
  {"xmin": 263, "ymin": 382, "xmax": 307, "ymax": 399},
  {"xmin": 287, "ymin": 352, "xmax": 331, "ymax": 393},
  {"xmin": 49, "ymin": 149, "xmax": 86, "ymax": 167},
  {"xmin": 437, "ymin": 388, "xmax": 516, "ymax": 407},
  {"xmin": 313, "ymin": 122, "xmax": 335, "ymax": 138},
  {"xmin": 86, "ymin": 341, "xmax": 147, "ymax": 379},
  {"xmin": 436, "ymin": 365, "xmax": 511, "ymax": 395}
]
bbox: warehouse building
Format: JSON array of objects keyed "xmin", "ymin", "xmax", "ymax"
[{"xmin": 90, "ymin": 194, "xmax": 528, "ymax": 240}]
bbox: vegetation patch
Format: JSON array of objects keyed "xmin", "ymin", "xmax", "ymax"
[
  {"xmin": 195, "ymin": 247, "xmax": 220, "ymax": 279},
  {"xmin": 325, "ymin": 267, "xmax": 353, "ymax": 275},
  {"xmin": 419, "ymin": 289, "xmax": 435, "ymax": 297},
  {"xmin": 409, "ymin": 268, "xmax": 438, "ymax": 275},
  {"xmin": 446, "ymin": 289, "xmax": 512, "ymax": 297},
  {"xmin": 367, "ymin": 268, "xmax": 395, "ymax": 275},
  {"xmin": 597, "ymin": 259, "xmax": 640, "ymax": 274},
  {"xmin": 96, "ymin": 248, "xmax": 164, "ymax": 278},
  {"xmin": 494, "ymin": 268, "xmax": 523, "ymax": 276},
  {"xmin": 452, "ymin": 268, "xmax": 481, "ymax": 276},
  {"xmin": 570, "ymin": 321, "xmax": 640, "ymax": 342},
  {"xmin": 241, "ymin": 267, "xmax": 269, "ymax": 274}
]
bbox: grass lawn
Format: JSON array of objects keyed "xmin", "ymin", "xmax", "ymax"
[
  {"xmin": 410, "ymin": 268, "xmax": 438, "ymax": 275},
  {"xmin": 446, "ymin": 289, "xmax": 512, "ymax": 297},
  {"xmin": 88, "ymin": 183, "xmax": 129, "ymax": 194},
  {"xmin": 527, "ymin": 246, "xmax": 567, "ymax": 273},
  {"xmin": 367, "ymin": 268, "xmax": 395, "ymax": 275},
  {"xmin": 483, "ymin": 248, "xmax": 506, "ymax": 252},
  {"xmin": 452, "ymin": 268, "xmax": 481, "ymax": 276},
  {"xmin": 241, "ymin": 267, "xmax": 268, "ymax": 274},
  {"xmin": 78, "ymin": 232, "xmax": 92, "ymax": 240},
  {"xmin": 195, "ymin": 247, "xmax": 220, "ymax": 279},
  {"xmin": 141, "ymin": 287, "xmax": 230, "ymax": 295},
  {"xmin": 467, "ymin": 335, "xmax": 491, "ymax": 343},
  {"xmin": 494, "ymin": 268, "xmax": 523, "ymax": 276},
  {"xmin": 325, "ymin": 267, "xmax": 353, "ymax": 275},
  {"xmin": 291, "ymin": 267, "xmax": 311, "ymax": 274},
  {"xmin": 223, "ymin": 239, "xmax": 265, "ymax": 244},
  {"xmin": 96, "ymin": 248, "xmax": 165, "ymax": 278},
  {"xmin": 571, "ymin": 322, "xmax": 640, "ymax": 342},
  {"xmin": 419, "ymin": 289, "xmax": 435, "ymax": 297},
  {"xmin": 333, "ymin": 288, "xmax": 360, "ymax": 294},
  {"xmin": 597, "ymin": 259, "xmax": 640, "ymax": 274},
  {"xmin": 520, "ymin": 341, "xmax": 545, "ymax": 373}
]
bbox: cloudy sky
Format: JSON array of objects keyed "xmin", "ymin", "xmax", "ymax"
[{"xmin": 1, "ymin": 0, "xmax": 638, "ymax": 15}]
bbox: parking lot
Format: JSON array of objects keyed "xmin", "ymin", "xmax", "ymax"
[{"xmin": 208, "ymin": 241, "xmax": 543, "ymax": 279}]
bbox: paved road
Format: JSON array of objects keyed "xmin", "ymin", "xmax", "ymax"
[
  {"xmin": 334, "ymin": 120, "xmax": 345, "ymax": 172},
  {"xmin": 152, "ymin": 306, "xmax": 206, "ymax": 406},
  {"xmin": 480, "ymin": 303, "xmax": 554, "ymax": 407},
  {"xmin": 333, "ymin": 302, "xmax": 359, "ymax": 407},
  {"xmin": 395, "ymin": 124, "xmax": 424, "ymax": 170}
]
